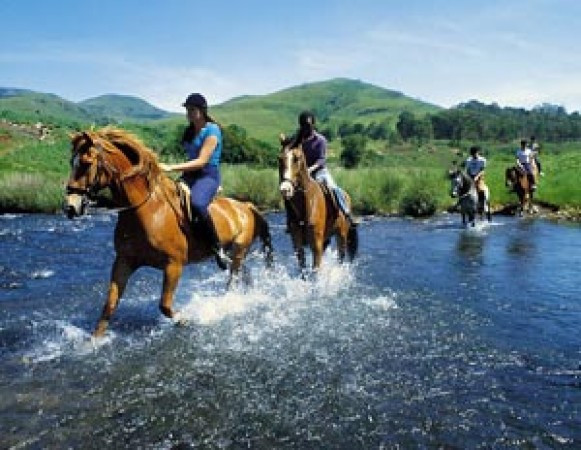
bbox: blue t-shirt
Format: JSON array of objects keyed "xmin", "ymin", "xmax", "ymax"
[{"xmin": 183, "ymin": 123, "xmax": 222, "ymax": 167}]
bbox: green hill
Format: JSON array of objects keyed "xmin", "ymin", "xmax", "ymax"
[
  {"xmin": 79, "ymin": 94, "xmax": 177, "ymax": 122},
  {"xmin": 0, "ymin": 89, "xmax": 176, "ymax": 125},
  {"xmin": 1, "ymin": 79, "xmax": 440, "ymax": 143},
  {"xmin": 0, "ymin": 89, "xmax": 98, "ymax": 124},
  {"xmin": 210, "ymin": 78, "xmax": 441, "ymax": 143}
]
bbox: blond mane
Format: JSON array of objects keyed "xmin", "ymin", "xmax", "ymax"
[{"xmin": 97, "ymin": 127, "xmax": 159, "ymax": 163}]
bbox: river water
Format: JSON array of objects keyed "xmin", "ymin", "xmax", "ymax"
[{"xmin": 1, "ymin": 212, "xmax": 580, "ymax": 448}]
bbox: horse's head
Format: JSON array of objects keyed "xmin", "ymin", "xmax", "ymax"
[
  {"xmin": 64, "ymin": 127, "xmax": 156, "ymax": 218},
  {"xmin": 64, "ymin": 131, "xmax": 111, "ymax": 218},
  {"xmin": 505, "ymin": 166, "xmax": 517, "ymax": 188},
  {"xmin": 278, "ymin": 133, "xmax": 308, "ymax": 200},
  {"xmin": 448, "ymin": 168, "xmax": 464, "ymax": 198}
]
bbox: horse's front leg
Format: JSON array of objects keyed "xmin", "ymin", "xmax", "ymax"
[
  {"xmin": 310, "ymin": 227, "xmax": 325, "ymax": 269},
  {"xmin": 290, "ymin": 226, "xmax": 306, "ymax": 270},
  {"xmin": 160, "ymin": 260, "xmax": 183, "ymax": 321},
  {"xmin": 94, "ymin": 257, "xmax": 135, "ymax": 337}
]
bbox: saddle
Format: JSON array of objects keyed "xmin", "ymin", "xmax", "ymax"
[
  {"xmin": 172, "ymin": 180, "xmax": 232, "ymax": 236},
  {"xmin": 160, "ymin": 179, "xmax": 193, "ymax": 233}
]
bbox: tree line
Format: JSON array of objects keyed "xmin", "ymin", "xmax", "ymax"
[{"xmin": 396, "ymin": 101, "xmax": 581, "ymax": 144}]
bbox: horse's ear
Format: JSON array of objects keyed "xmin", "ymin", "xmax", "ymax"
[{"xmin": 81, "ymin": 131, "xmax": 93, "ymax": 146}]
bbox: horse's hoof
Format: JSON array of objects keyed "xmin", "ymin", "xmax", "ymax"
[
  {"xmin": 173, "ymin": 313, "xmax": 188, "ymax": 327},
  {"xmin": 175, "ymin": 318, "xmax": 188, "ymax": 327}
]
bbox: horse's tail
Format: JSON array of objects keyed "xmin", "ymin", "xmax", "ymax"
[
  {"xmin": 347, "ymin": 221, "xmax": 358, "ymax": 262},
  {"xmin": 247, "ymin": 203, "xmax": 274, "ymax": 268}
]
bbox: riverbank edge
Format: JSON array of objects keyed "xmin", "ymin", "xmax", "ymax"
[{"xmin": 2, "ymin": 200, "xmax": 580, "ymax": 223}]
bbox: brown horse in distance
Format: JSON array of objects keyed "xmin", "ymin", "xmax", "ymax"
[
  {"xmin": 64, "ymin": 127, "xmax": 273, "ymax": 337},
  {"xmin": 278, "ymin": 135, "xmax": 357, "ymax": 271},
  {"xmin": 505, "ymin": 165, "xmax": 538, "ymax": 216}
]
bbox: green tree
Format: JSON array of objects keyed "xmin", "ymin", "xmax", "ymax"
[
  {"xmin": 340, "ymin": 134, "xmax": 367, "ymax": 168},
  {"xmin": 396, "ymin": 111, "xmax": 417, "ymax": 141}
]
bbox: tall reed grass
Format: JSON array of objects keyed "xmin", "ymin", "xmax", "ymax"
[{"xmin": 0, "ymin": 173, "xmax": 64, "ymax": 213}]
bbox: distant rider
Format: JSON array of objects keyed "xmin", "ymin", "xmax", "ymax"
[
  {"xmin": 464, "ymin": 145, "xmax": 487, "ymax": 205},
  {"xmin": 530, "ymin": 135, "xmax": 543, "ymax": 176},
  {"xmin": 516, "ymin": 139, "xmax": 537, "ymax": 190},
  {"xmin": 291, "ymin": 110, "xmax": 356, "ymax": 225}
]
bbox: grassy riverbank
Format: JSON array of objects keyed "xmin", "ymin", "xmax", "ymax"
[{"xmin": 1, "ymin": 133, "xmax": 580, "ymax": 218}]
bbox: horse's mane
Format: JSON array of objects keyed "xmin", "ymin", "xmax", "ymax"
[
  {"xmin": 96, "ymin": 127, "xmax": 158, "ymax": 164},
  {"xmin": 96, "ymin": 127, "xmax": 163, "ymax": 179}
]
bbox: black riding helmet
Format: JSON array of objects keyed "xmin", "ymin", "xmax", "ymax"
[
  {"xmin": 298, "ymin": 110, "xmax": 315, "ymax": 128},
  {"xmin": 470, "ymin": 145, "xmax": 481, "ymax": 156},
  {"xmin": 182, "ymin": 93, "xmax": 208, "ymax": 110}
]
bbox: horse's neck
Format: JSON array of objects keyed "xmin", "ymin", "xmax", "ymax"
[{"xmin": 111, "ymin": 172, "xmax": 154, "ymax": 210}]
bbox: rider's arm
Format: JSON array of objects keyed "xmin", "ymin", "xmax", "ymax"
[{"xmin": 161, "ymin": 135, "xmax": 218, "ymax": 173}]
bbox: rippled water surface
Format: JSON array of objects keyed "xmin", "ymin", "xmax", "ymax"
[{"xmin": 1, "ymin": 212, "xmax": 580, "ymax": 448}]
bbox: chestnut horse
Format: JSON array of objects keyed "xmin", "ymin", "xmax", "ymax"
[
  {"xmin": 505, "ymin": 165, "xmax": 538, "ymax": 216},
  {"xmin": 278, "ymin": 135, "xmax": 357, "ymax": 271},
  {"xmin": 64, "ymin": 127, "xmax": 273, "ymax": 336}
]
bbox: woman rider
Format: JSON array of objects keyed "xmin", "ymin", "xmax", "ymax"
[
  {"xmin": 160, "ymin": 93, "xmax": 229, "ymax": 270},
  {"xmin": 290, "ymin": 110, "xmax": 355, "ymax": 225}
]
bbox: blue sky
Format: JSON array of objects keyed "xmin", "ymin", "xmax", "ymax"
[{"xmin": 1, "ymin": 0, "xmax": 580, "ymax": 112}]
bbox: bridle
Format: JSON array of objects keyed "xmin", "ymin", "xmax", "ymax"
[
  {"xmin": 279, "ymin": 147, "xmax": 312, "ymax": 226},
  {"xmin": 67, "ymin": 141, "xmax": 155, "ymax": 213},
  {"xmin": 279, "ymin": 148, "xmax": 308, "ymax": 194}
]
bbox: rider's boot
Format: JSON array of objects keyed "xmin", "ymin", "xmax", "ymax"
[{"xmin": 334, "ymin": 188, "xmax": 358, "ymax": 227}]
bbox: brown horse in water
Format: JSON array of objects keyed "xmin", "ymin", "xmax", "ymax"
[
  {"xmin": 278, "ymin": 135, "xmax": 357, "ymax": 271},
  {"xmin": 64, "ymin": 127, "xmax": 273, "ymax": 337},
  {"xmin": 505, "ymin": 165, "xmax": 538, "ymax": 216}
]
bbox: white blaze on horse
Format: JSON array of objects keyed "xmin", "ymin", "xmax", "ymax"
[{"xmin": 278, "ymin": 134, "xmax": 357, "ymax": 271}]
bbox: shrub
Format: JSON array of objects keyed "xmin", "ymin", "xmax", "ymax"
[{"xmin": 399, "ymin": 176, "xmax": 440, "ymax": 217}]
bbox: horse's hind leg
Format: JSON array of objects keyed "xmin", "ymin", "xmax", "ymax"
[
  {"xmin": 94, "ymin": 257, "xmax": 135, "ymax": 337},
  {"xmin": 160, "ymin": 260, "xmax": 183, "ymax": 321},
  {"xmin": 227, "ymin": 244, "xmax": 249, "ymax": 289},
  {"xmin": 336, "ymin": 228, "xmax": 348, "ymax": 263}
]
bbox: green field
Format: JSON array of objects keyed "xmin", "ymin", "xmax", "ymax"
[
  {"xmin": 1, "ymin": 78, "xmax": 580, "ymax": 218},
  {"xmin": 1, "ymin": 126, "xmax": 580, "ymax": 219}
]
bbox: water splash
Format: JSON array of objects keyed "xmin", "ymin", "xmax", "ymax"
[
  {"xmin": 22, "ymin": 320, "xmax": 113, "ymax": 363},
  {"xmin": 179, "ymin": 254, "xmax": 356, "ymax": 327},
  {"xmin": 30, "ymin": 269, "xmax": 55, "ymax": 279}
]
